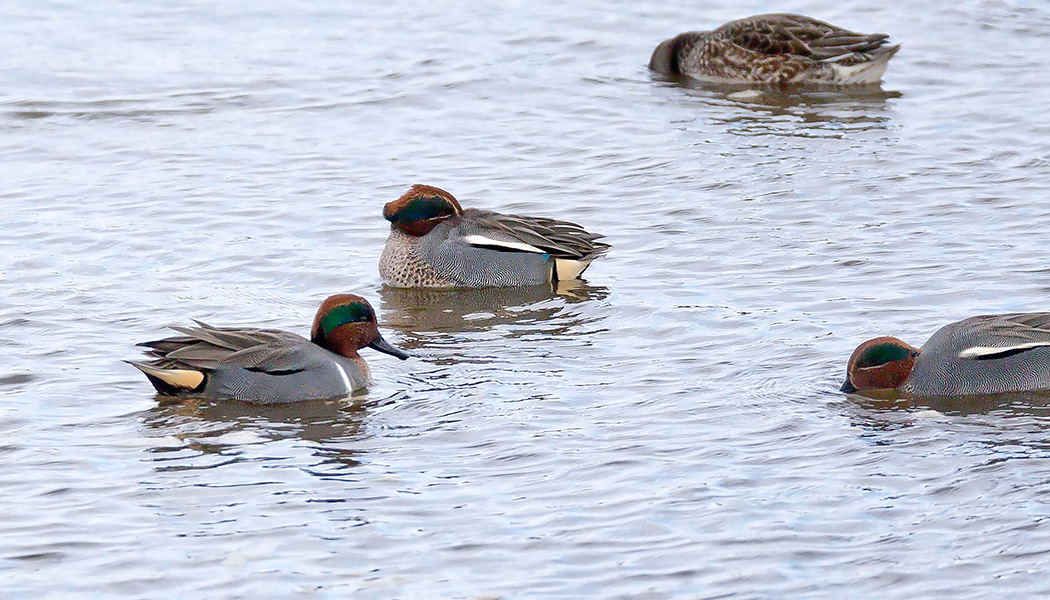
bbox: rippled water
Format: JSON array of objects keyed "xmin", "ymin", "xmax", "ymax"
[{"xmin": 4, "ymin": 0, "xmax": 1050, "ymax": 597}]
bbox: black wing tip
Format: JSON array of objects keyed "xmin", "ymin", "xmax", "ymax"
[
  {"xmin": 588, "ymin": 240, "xmax": 611, "ymax": 257},
  {"xmin": 879, "ymin": 43, "xmax": 901, "ymax": 57}
]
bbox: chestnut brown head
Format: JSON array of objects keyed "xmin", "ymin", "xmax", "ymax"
[
  {"xmin": 311, "ymin": 294, "xmax": 409, "ymax": 360},
  {"xmin": 383, "ymin": 184, "xmax": 464, "ymax": 237},
  {"xmin": 841, "ymin": 336, "xmax": 919, "ymax": 394}
]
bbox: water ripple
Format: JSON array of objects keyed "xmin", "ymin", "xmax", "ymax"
[{"xmin": 5, "ymin": 0, "xmax": 1050, "ymax": 597}]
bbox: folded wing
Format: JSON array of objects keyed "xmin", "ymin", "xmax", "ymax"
[
  {"xmin": 461, "ymin": 210, "xmax": 609, "ymax": 260},
  {"xmin": 719, "ymin": 14, "xmax": 891, "ymax": 62},
  {"xmin": 956, "ymin": 313, "xmax": 1050, "ymax": 360},
  {"xmin": 136, "ymin": 322, "xmax": 310, "ymax": 373}
]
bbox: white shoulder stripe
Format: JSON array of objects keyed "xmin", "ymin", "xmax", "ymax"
[
  {"xmin": 333, "ymin": 362, "xmax": 354, "ymax": 394},
  {"xmin": 462, "ymin": 234, "xmax": 545, "ymax": 254},
  {"xmin": 958, "ymin": 342, "xmax": 1050, "ymax": 359}
]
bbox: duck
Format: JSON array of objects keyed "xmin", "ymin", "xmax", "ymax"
[
  {"xmin": 649, "ymin": 13, "xmax": 899, "ymax": 86},
  {"xmin": 841, "ymin": 313, "xmax": 1050, "ymax": 398},
  {"xmin": 379, "ymin": 184, "xmax": 609, "ymax": 288},
  {"xmin": 128, "ymin": 294, "xmax": 409, "ymax": 404}
]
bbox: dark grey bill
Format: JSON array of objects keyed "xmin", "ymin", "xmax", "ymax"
[{"xmin": 369, "ymin": 335, "xmax": 411, "ymax": 360}]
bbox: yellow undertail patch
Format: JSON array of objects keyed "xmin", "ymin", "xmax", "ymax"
[
  {"xmin": 130, "ymin": 362, "xmax": 204, "ymax": 390},
  {"xmin": 554, "ymin": 257, "xmax": 592, "ymax": 281}
]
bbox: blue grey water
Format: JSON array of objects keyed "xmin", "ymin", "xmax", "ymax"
[{"xmin": 3, "ymin": 0, "xmax": 1050, "ymax": 597}]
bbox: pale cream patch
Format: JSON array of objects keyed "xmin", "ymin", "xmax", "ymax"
[
  {"xmin": 134, "ymin": 363, "xmax": 204, "ymax": 389},
  {"xmin": 554, "ymin": 257, "xmax": 591, "ymax": 280},
  {"xmin": 829, "ymin": 56, "xmax": 892, "ymax": 84},
  {"xmin": 727, "ymin": 90, "xmax": 765, "ymax": 101}
]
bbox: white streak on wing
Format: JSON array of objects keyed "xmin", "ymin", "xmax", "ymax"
[
  {"xmin": 333, "ymin": 362, "xmax": 354, "ymax": 394},
  {"xmin": 822, "ymin": 53, "xmax": 851, "ymax": 63},
  {"xmin": 462, "ymin": 234, "xmax": 545, "ymax": 254},
  {"xmin": 958, "ymin": 342, "xmax": 1050, "ymax": 359}
]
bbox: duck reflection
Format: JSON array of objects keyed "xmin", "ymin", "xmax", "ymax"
[
  {"xmin": 378, "ymin": 282, "xmax": 609, "ymax": 351},
  {"xmin": 140, "ymin": 395, "xmax": 380, "ymax": 475},
  {"xmin": 653, "ymin": 74, "xmax": 900, "ymax": 135},
  {"xmin": 847, "ymin": 390, "xmax": 1050, "ymax": 418},
  {"xmin": 841, "ymin": 392, "xmax": 1050, "ymax": 468}
]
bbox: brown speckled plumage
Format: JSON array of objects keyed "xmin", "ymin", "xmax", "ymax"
[{"xmin": 649, "ymin": 14, "xmax": 899, "ymax": 86}]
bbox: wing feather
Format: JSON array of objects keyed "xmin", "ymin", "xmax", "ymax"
[
  {"xmin": 719, "ymin": 14, "xmax": 890, "ymax": 61},
  {"xmin": 134, "ymin": 323, "xmax": 311, "ymax": 373},
  {"xmin": 955, "ymin": 313, "xmax": 1050, "ymax": 360},
  {"xmin": 462, "ymin": 209, "xmax": 609, "ymax": 260}
]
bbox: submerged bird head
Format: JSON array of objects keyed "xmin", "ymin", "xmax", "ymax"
[
  {"xmin": 311, "ymin": 294, "xmax": 409, "ymax": 360},
  {"xmin": 648, "ymin": 33, "xmax": 695, "ymax": 75},
  {"xmin": 383, "ymin": 184, "xmax": 464, "ymax": 237},
  {"xmin": 840, "ymin": 336, "xmax": 919, "ymax": 394}
]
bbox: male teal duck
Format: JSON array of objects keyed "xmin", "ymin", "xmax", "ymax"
[
  {"xmin": 379, "ymin": 184, "xmax": 609, "ymax": 288},
  {"xmin": 129, "ymin": 294, "xmax": 409, "ymax": 403},
  {"xmin": 841, "ymin": 313, "xmax": 1050, "ymax": 398},
  {"xmin": 649, "ymin": 14, "xmax": 899, "ymax": 86}
]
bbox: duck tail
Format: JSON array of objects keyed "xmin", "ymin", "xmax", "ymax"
[
  {"xmin": 126, "ymin": 361, "xmax": 205, "ymax": 394},
  {"xmin": 553, "ymin": 243, "xmax": 609, "ymax": 281},
  {"xmin": 829, "ymin": 44, "xmax": 900, "ymax": 85},
  {"xmin": 554, "ymin": 257, "xmax": 594, "ymax": 281}
]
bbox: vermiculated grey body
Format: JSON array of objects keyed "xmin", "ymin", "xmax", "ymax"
[
  {"xmin": 381, "ymin": 208, "xmax": 604, "ymax": 288},
  {"xmin": 203, "ymin": 338, "xmax": 369, "ymax": 403},
  {"xmin": 904, "ymin": 313, "xmax": 1050, "ymax": 397},
  {"xmin": 132, "ymin": 325, "xmax": 369, "ymax": 404}
]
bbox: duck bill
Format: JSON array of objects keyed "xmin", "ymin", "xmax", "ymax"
[
  {"xmin": 369, "ymin": 335, "xmax": 411, "ymax": 360},
  {"xmin": 840, "ymin": 379, "xmax": 857, "ymax": 393}
]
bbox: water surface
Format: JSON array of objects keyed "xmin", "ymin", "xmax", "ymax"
[{"xmin": 4, "ymin": 0, "xmax": 1050, "ymax": 597}]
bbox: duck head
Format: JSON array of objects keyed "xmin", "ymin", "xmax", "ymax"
[
  {"xmin": 649, "ymin": 33, "xmax": 695, "ymax": 75},
  {"xmin": 841, "ymin": 336, "xmax": 919, "ymax": 394},
  {"xmin": 383, "ymin": 184, "xmax": 463, "ymax": 237},
  {"xmin": 310, "ymin": 294, "xmax": 410, "ymax": 360}
]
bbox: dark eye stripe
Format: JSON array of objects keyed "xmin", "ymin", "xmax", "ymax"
[
  {"xmin": 389, "ymin": 196, "xmax": 456, "ymax": 223},
  {"xmin": 320, "ymin": 303, "xmax": 372, "ymax": 337},
  {"xmin": 856, "ymin": 344, "xmax": 913, "ymax": 368}
]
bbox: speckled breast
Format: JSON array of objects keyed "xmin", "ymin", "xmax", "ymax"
[{"xmin": 380, "ymin": 229, "xmax": 459, "ymax": 288}]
